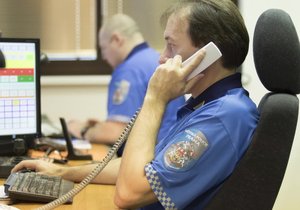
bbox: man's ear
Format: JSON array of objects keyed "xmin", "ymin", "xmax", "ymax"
[{"xmin": 111, "ymin": 32, "xmax": 124, "ymax": 46}]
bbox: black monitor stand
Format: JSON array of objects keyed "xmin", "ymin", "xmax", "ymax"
[{"xmin": 59, "ymin": 118, "xmax": 92, "ymax": 160}]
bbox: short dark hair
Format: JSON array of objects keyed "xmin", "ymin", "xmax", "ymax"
[{"xmin": 161, "ymin": 0, "xmax": 249, "ymax": 69}]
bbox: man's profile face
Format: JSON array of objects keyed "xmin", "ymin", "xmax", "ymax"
[
  {"xmin": 99, "ymin": 29, "xmax": 118, "ymax": 68},
  {"xmin": 159, "ymin": 13, "xmax": 198, "ymax": 64}
]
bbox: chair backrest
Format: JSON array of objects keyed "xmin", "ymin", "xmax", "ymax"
[{"xmin": 205, "ymin": 9, "xmax": 300, "ymax": 210}]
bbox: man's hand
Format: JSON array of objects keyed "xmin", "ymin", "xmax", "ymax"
[
  {"xmin": 67, "ymin": 120, "xmax": 86, "ymax": 138},
  {"xmin": 147, "ymin": 49, "xmax": 206, "ymax": 104},
  {"xmin": 11, "ymin": 160, "xmax": 63, "ymax": 177},
  {"xmin": 68, "ymin": 119, "xmax": 99, "ymax": 139}
]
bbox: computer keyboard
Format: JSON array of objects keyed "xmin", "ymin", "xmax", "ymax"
[
  {"xmin": 0, "ymin": 156, "xmax": 32, "ymax": 178},
  {"xmin": 4, "ymin": 172, "xmax": 74, "ymax": 203}
]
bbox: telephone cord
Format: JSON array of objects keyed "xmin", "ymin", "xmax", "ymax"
[{"xmin": 34, "ymin": 109, "xmax": 140, "ymax": 210}]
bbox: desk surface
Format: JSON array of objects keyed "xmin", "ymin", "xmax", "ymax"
[{"xmin": 0, "ymin": 144, "xmax": 117, "ymax": 210}]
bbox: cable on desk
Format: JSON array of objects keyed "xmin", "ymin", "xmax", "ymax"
[{"xmin": 34, "ymin": 108, "xmax": 141, "ymax": 210}]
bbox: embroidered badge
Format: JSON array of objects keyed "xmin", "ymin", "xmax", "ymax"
[
  {"xmin": 113, "ymin": 80, "xmax": 130, "ymax": 104},
  {"xmin": 164, "ymin": 129, "xmax": 208, "ymax": 170}
]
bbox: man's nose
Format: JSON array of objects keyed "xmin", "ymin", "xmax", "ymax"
[{"xmin": 159, "ymin": 52, "xmax": 172, "ymax": 64}]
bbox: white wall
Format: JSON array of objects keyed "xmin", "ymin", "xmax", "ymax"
[
  {"xmin": 41, "ymin": 75, "xmax": 110, "ymax": 124},
  {"xmin": 240, "ymin": 0, "xmax": 300, "ymax": 209}
]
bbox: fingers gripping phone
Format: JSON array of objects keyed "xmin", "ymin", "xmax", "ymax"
[{"xmin": 183, "ymin": 42, "xmax": 222, "ymax": 80}]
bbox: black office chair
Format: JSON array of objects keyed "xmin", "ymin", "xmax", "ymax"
[{"xmin": 205, "ymin": 9, "xmax": 300, "ymax": 210}]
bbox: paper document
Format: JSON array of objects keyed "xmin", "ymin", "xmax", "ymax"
[{"xmin": 51, "ymin": 139, "xmax": 92, "ymax": 150}]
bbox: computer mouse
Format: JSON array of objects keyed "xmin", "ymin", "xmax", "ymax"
[{"xmin": 18, "ymin": 168, "xmax": 35, "ymax": 173}]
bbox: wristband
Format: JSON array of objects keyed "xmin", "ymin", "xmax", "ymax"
[{"xmin": 80, "ymin": 125, "xmax": 92, "ymax": 139}]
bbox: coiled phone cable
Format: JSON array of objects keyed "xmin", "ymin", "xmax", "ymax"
[{"xmin": 35, "ymin": 109, "xmax": 140, "ymax": 210}]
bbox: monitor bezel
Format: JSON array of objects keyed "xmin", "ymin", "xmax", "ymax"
[{"xmin": 0, "ymin": 37, "xmax": 41, "ymax": 149}]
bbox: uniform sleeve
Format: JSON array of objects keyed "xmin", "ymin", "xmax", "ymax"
[
  {"xmin": 145, "ymin": 118, "xmax": 238, "ymax": 209},
  {"xmin": 107, "ymin": 68, "xmax": 148, "ymax": 122}
]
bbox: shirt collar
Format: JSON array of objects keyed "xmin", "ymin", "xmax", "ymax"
[
  {"xmin": 125, "ymin": 42, "xmax": 149, "ymax": 61},
  {"xmin": 177, "ymin": 73, "xmax": 244, "ymax": 119}
]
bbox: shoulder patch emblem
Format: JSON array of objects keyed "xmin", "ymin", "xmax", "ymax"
[
  {"xmin": 164, "ymin": 129, "xmax": 208, "ymax": 170},
  {"xmin": 113, "ymin": 79, "xmax": 130, "ymax": 105}
]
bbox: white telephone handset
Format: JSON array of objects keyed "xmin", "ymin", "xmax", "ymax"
[{"xmin": 183, "ymin": 42, "xmax": 222, "ymax": 80}]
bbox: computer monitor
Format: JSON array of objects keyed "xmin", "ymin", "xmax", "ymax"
[{"xmin": 0, "ymin": 38, "xmax": 41, "ymax": 154}]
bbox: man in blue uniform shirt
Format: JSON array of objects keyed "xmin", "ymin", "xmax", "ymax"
[
  {"xmin": 114, "ymin": 0, "xmax": 259, "ymax": 209},
  {"xmin": 67, "ymin": 14, "xmax": 185, "ymax": 156},
  {"xmin": 12, "ymin": 0, "xmax": 259, "ymax": 208}
]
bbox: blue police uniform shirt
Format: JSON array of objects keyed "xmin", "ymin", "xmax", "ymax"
[
  {"xmin": 107, "ymin": 42, "xmax": 186, "ymax": 156},
  {"xmin": 141, "ymin": 73, "xmax": 259, "ymax": 210}
]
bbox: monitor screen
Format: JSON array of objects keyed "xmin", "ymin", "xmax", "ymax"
[{"xmin": 0, "ymin": 38, "xmax": 41, "ymax": 148}]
